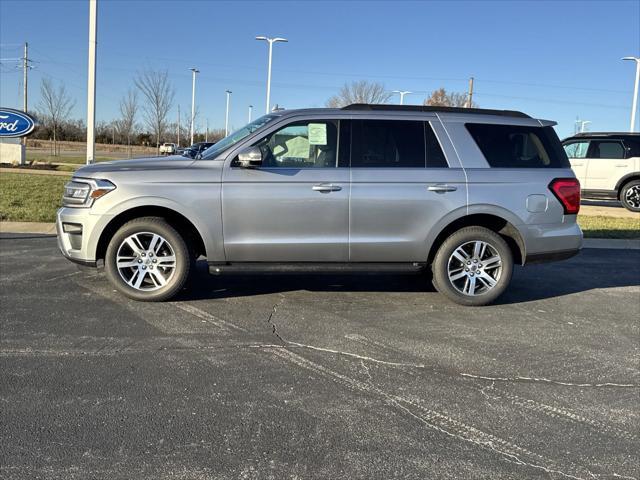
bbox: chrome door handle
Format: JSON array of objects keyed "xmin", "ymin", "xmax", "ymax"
[
  {"xmin": 312, "ymin": 184, "xmax": 342, "ymax": 192},
  {"xmin": 428, "ymin": 184, "xmax": 457, "ymax": 193}
]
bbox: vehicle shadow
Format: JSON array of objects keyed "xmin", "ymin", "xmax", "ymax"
[{"xmin": 176, "ymin": 249, "xmax": 640, "ymax": 305}]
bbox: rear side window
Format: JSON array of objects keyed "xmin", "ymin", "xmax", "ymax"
[
  {"xmin": 589, "ymin": 141, "xmax": 625, "ymax": 159},
  {"xmin": 466, "ymin": 123, "xmax": 570, "ymax": 168},
  {"xmin": 350, "ymin": 120, "xmax": 448, "ymax": 168}
]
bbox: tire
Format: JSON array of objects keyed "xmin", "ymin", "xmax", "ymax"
[
  {"xmin": 105, "ymin": 217, "xmax": 192, "ymax": 301},
  {"xmin": 620, "ymin": 180, "xmax": 640, "ymax": 212},
  {"xmin": 431, "ymin": 226, "xmax": 513, "ymax": 306}
]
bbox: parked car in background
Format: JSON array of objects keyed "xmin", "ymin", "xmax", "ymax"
[
  {"xmin": 562, "ymin": 132, "xmax": 640, "ymax": 211},
  {"xmin": 57, "ymin": 105, "xmax": 582, "ymax": 306},
  {"xmin": 182, "ymin": 142, "xmax": 216, "ymax": 158},
  {"xmin": 159, "ymin": 143, "xmax": 178, "ymax": 155}
]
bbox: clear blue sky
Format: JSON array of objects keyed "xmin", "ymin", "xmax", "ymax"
[{"xmin": 1, "ymin": 0, "xmax": 639, "ymax": 138}]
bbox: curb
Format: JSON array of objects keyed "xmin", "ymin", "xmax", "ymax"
[
  {"xmin": 0, "ymin": 222, "xmax": 57, "ymax": 235},
  {"xmin": 1, "ymin": 222, "xmax": 639, "ymax": 250},
  {"xmin": 0, "ymin": 167, "xmax": 72, "ymax": 177},
  {"xmin": 583, "ymin": 238, "xmax": 640, "ymax": 250}
]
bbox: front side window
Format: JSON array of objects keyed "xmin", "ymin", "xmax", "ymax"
[
  {"xmin": 255, "ymin": 120, "xmax": 338, "ymax": 168},
  {"xmin": 466, "ymin": 123, "xmax": 570, "ymax": 168},
  {"xmin": 590, "ymin": 141, "xmax": 625, "ymax": 159},
  {"xmin": 563, "ymin": 141, "xmax": 589, "ymax": 159}
]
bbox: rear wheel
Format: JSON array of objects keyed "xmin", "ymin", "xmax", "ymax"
[
  {"xmin": 105, "ymin": 217, "xmax": 192, "ymax": 301},
  {"xmin": 620, "ymin": 180, "xmax": 640, "ymax": 212},
  {"xmin": 432, "ymin": 226, "xmax": 513, "ymax": 306}
]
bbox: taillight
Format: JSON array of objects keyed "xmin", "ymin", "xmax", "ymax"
[{"xmin": 549, "ymin": 178, "xmax": 580, "ymax": 215}]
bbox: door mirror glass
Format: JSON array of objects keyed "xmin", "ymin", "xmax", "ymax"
[{"xmin": 237, "ymin": 145, "xmax": 263, "ymax": 167}]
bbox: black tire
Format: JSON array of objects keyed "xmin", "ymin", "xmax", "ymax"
[
  {"xmin": 105, "ymin": 217, "xmax": 192, "ymax": 301},
  {"xmin": 431, "ymin": 226, "xmax": 513, "ymax": 306},
  {"xmin": 620, "ymin": 180, "xmax": 640, "ymax": 212}
]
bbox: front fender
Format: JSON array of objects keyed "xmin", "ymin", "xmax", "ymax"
[{"xmin": 96, "ymin": 195, "xmax": 224, "ymax": 262}]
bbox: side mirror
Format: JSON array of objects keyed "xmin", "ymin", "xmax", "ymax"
[{"xmin": 237, "ymin": 146, "xmax": 263, "ymax": 168}]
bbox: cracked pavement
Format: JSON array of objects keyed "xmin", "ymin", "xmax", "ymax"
[{"xmin": 1, "ymin": 233, "xmax": 639, "ymax": 479}]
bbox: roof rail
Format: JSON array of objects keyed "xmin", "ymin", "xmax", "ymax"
[
  {"xmin": 341, "ymin": 103, "xmax": 531, "ymax": 118},
  {"xmin": 571, "ymin": 132, "xmax": 640, "ymax": 137}
]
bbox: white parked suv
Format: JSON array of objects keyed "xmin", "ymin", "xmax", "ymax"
[{"xmin": 562, "ymin": 132, "xmax": 640, "ymax": 211}]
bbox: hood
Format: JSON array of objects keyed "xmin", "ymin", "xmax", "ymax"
[{"xmin": 73, "ymin": 155, "xmax": 196, "ymax": 178}]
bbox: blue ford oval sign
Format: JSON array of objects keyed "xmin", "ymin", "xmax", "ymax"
[{"xmin": 0, "ymin": 108, "xmax": 36, "ymax": 138}]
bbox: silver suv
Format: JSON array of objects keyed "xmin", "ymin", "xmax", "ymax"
[{"xmin": 57, "ymin": 105, "xmax": 583, "ymax": 306}]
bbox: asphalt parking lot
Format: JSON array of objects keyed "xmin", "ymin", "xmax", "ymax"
[{"xmin": 1, "ymin": 233, "xmax": 638, "ymax": 479}]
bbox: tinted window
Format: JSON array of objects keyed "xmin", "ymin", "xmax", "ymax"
[
  {"xmin": 590, "ymin": 141, "xmax": 625, "ymax": 159},
  {"xmin": 257, "ymin": 120, "xmax": 338, "ymax": 168},
  {"xmin": 425, "ymin": 122, "xmax": 448, "ymax": 168},
  {"xmin": 563, "ymin": 141, "xmax": 589, "ymax": 159},
  {"xmin": 351, "ymin": 120, "xmax": 425, "ymax": 168},
  {"xmin": 466, "ymin": 124, "xmax": 570, "ymax": 168}
]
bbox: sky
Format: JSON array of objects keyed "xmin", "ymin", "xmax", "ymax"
[{"xmin": 1, "ymin": 0, "xmax": 639, "ymax": 138}]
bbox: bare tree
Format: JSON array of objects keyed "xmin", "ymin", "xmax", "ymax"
[
  {"xmin": 38, "ymin": 78, "xmax": 75, "ymax": 156},
  {"xmin": 180, "ymin": 106, "xmax": 199, "ymax": 146},
  {"xmin": 424, "ymin": 88, "xmax": 477, "ymax": 108},
  {"xmin": 134, "ymin": 70, "xmax": 175, "ymax": 154},
  {"xmin": 119, "ymin": 89, "xmax": 138, "ymax": 158},
  {"xmin": 326, "ymin": 80, "xmax": 392, "ymax": 108}
]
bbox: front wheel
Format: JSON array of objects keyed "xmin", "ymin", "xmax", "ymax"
[
  {"xmin": 105, "ymin": 217, "xmax": 192, "ymax": 301},
  {"xmin": 620, "ymin": 180, "xmax": 640, "ymax": 212},
  {"xmin": 432, "ymin": 226, "xmax": 513, "ymax": 306}
]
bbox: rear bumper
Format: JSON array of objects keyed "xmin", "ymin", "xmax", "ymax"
[
  {"xmin": 520, "ymin": 219, "xmax": 583, "ymax": 265},
  {"xmin": 524, "ymin": 248, "xmax": 580, "ymax": 264}
]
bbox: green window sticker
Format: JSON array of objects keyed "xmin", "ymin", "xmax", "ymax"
[{"xmin": 308, "ymin": 123, "xmax": 327, "ymax": 145}]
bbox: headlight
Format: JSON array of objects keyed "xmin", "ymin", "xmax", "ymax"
[{"xmin": 62, "ymin": 178, "xmax": 116, "ymax": 208}]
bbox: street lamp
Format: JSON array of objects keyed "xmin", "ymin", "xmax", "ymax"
[
  {"xmin": 256, "ymin": 36, "xmax": 288, "ymax": 114},
  {"xmin": 622, "ymin": 56, "xmax": 640, "ymax": 132},
  {"xmin": 575, "ymin": 119, "xmax": 591, "ymax": 134},
  {"xmin": 189, "ymin": 67, "xmax": 199, "ymax": 145},
  {"xmin": 225, "ymin": 90, "xmax": 232, "ymax": 136},
  {"xmin": 392, "ymin": 90, "xmax": 412, "ymax": 105},
  {"xmin": 248, "ymin": 105, "xmax": 253, "ymax": 123}
]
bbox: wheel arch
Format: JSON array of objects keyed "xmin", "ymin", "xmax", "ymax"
[
  {"xmin": 616, "ymin": 172, "xmax": 640, "ymax": 196},
  {"xmin": 96, "ymin": 205, "xmax": 207, "ymax": 262},
  {"xmin": 426, "ymin": 211, "xmax": 526, "ymax": 266}
]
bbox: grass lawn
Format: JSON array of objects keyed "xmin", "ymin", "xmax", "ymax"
[
  {"xmin": 0, "ymin": 173, "xmax": 69, "ymax": 223},
  {"xmin": 578, "ymin": 215, "xmax": 640, "ymax": 239}
]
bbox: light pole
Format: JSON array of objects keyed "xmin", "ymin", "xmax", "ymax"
[
  {"xmin": 248, "ymin": 105, "xmax": 253, "ymax": 123},
  {"xmin": 255, "ymin": 36, "xmax": 288, "ymax": 114},
  {"xmin": 86, "ymin": 0, "xmax": 98, "ymax": 164},
  {"xmin": 575, "ymin": 119, "xmax": 591, "ymax": 134},
  {"xmin": 189, "ymin": 67, "xmax": 199, "ymax": 145},
  {"xmin": 622, "ymin": 56, "xmax": 640, "ymax": 132},
  {"xmin": 392, "ymin": 90, "xmax": 412, "ymax": 105},
  {"xmin": 225, "ymin": 90, "xmax": 232, "ymax": 136}
]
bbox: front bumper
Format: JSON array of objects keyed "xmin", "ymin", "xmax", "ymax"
[{"xmin": 56, "ymin": 207, "xmax": 113, "ymax": 266}]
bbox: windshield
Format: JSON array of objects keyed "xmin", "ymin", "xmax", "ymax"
[{"xmin": 200, "ymin": 114, "xmax": 279, "ymax": 159}]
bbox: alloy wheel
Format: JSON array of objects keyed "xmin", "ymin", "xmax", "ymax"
[
  {"xmin": 624, "ymin": 185, "xmax": 640, "ymax": 209},
  {"xmin": 447, "ymin": 240, "xmax": 503, "ymax": 296},
  {"xmin": 116, "ymin": 232, "xmax": 177, "ymax": 291}
]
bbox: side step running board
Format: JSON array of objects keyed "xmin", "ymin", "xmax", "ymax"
[{"xmin": 208, "ymin": 262, "xmax": 426, "ymax": 275}]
